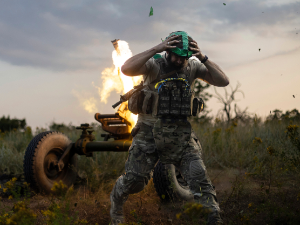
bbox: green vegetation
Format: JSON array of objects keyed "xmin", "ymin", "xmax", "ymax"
[
  {"xmin": 0, "ymin": 122, "xmax": 128, "ymax": 182},
  {"xmin": 0, "ymin": 116, "xmax": 26, "ymax": 133},
  {"xmin": 0, "ymin": 112, "xmax": 299, "ymax": 224},
  {"xmin": 191, "ymin": 108, "xmax": 300, "ymax": 174}
]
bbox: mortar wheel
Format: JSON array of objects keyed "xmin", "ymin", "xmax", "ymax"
[
  {"xmin": 153, "ymin": 161, "xmax": 193, "ymax": 202},
  {"xmin": 23, "ymin": 131, "xmax": 77, "ymax": 194}
]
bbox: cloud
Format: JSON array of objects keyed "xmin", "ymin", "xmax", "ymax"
[
  {"xmin": 0, "ymin": 0, "xmax": 298, "ymax": 71},
  {"xmin": 197, "ymin": 0, "xmax": 299, "ymax": 37}
]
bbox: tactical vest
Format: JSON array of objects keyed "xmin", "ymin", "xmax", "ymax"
[{"xmin": 128, "ymin": 57, "xmax": 203, "ymax": 118}]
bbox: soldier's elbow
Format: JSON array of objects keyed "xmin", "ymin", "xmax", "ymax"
[
  {"xmin": 121, "ymin": 65, "xmax": 130, "ymax": 76},
  {"xmin": 220, "ymin": 77, "xmax": 230, "ymax": 87},
  {"xmin": 215, "ymin": 79, "xmax": 229, "ymax": 87}
]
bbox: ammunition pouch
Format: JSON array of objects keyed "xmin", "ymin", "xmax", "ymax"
[
  {"xmin": 128, "ymin": 85, "xmax": 155, "ymax": 115},
  {"xmin": 151, "ymin": 80, "xmax": 194, "ymax": 117},
  {"xmin": 128, "ymin": 91, "xmax": 141, "ymax": 115},
  {"xmin": 192, "ymin": 97, "xmax": 204, "ymax": 116},
  {"xmin": 128, "ymin": 57, "xmax": 204, "ymax": 118},
  {"xmin": 128, "ymin": 79, "xmax": 204, "ymax": 118}
]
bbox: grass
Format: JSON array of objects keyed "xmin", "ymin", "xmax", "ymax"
[
  {"xmin": 191, "ymin": 117, "xmax": 300, "ymax": 177},
  {"xmin": 0, "ymin": 116, "xmax": 299, "ymax": 224},
  {"xmin": 0, "ymin": 123, "xmax": 128, "ymax": 184}
]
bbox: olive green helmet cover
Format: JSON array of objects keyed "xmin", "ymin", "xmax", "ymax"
[{"xmin": 166, "ymin": 31, "xmax": 194, "ymax": 58}]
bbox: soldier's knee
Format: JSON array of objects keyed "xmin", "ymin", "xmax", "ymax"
[
  {"xmin": 123, "ymin": 173, "xmax": 148, "ymax": 194},
  {"xmin": 189, "ymin": 159, "xmax": 206, "ymax": 178},
  {"xmin": 188, "ymin": 159, "xmax": 217, "ymax": 196}
]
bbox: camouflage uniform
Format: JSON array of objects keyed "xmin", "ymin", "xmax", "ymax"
[
  {"xmin": 110, "ymin": 56, "xmax": 222, "ymax": 225},
  {"xmin": 110, "ymin": 121, "xmax": 222, "ymax": 224}
]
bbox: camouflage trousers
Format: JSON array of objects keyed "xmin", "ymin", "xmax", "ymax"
[{"xmin": 110, "ymin": 119, "xmax": 221, "ymax": 220}]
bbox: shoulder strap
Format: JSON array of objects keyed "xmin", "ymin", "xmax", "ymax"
[
  {"xmin": 150, "ymin": 57, "xmax": 178, "ymax": 84},
  {"xmin": 149, "ymin": 70, "xmax": 179, "ymax": 85},
  {"xmin": 155, "ymin": 57, "xmax": 165, "ymax": 64},
  {"xmin": 148, "ymin": 57, "xmax": 191, "ymax": 87},
  {"xmin": 182, "ymin": 61, "xmax": 191, "ymax": 78}
]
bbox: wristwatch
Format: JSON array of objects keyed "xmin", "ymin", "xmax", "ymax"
[{"xmin": 201, "ymin": 55, "xmax": 208, "ymax": 63}]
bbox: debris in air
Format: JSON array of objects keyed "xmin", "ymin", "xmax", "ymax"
[
  {"xmin": 149, "ymin": 6, "xmax": 153, "ymax": 17},
  {"xmin": 223, "ymin": 3, "xmax": 226, "ymax": 5},
  {"xmin": 293, "ymin": 95, "xmax": 295, "ymax": 98},
  {"xmin": 259, "ymin": 48, "xmax": 261, "ymax": 51}
]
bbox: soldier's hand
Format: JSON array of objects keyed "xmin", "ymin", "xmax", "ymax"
[
  {"xmin": 189, "ymin": 41, "xmax": 206, "ymax": 61},
  {"xmin": 155, "ymin": 35, "xmax": 180, "ymax": 53}
]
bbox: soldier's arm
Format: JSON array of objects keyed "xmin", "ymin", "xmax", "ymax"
[
  {"xmin": 121, "ymin": 48, "xmax": 157, "ymax": 76},
  {"xmin": 121, "ymin": 35, "xmax": 180, "ymax": 76},
  {"xmin": 189, "ymin": 41, "xmax": 229, "ymax": 87},
  {"xmin": 200, "ymin": 59, "xmax": 229, "ymax": 87}
]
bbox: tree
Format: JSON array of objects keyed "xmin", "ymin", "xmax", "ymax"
[
  {"xmin": 288, "ymin": 109, "xmax": 300, "ymax": 121},
  {"xmin": 0, "ymin": 115, "xmax": 26, "ymax": 132},
  {"xmin": 213, "ymin": 82, "xmax": 251, "ymax": 123},
  {"xmin": 266, "ymin": 108, "xmax": 300, "ymax": 122},
  {"xmin": 49, "ymin": 122, "xmax": 76, "ymax": 132},
  {"xmin": 233, "ymin": 103, "xmax": 252, "ymax": 124}
]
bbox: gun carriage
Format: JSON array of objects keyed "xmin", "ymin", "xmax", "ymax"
[{"xmin": 23, "ymin": 103, "xmax": 193, "ymax": 201}]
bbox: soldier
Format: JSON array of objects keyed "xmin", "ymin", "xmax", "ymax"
[{"xmin": 110, "ymin": 31, "xmax": 229, "ymax": 225}]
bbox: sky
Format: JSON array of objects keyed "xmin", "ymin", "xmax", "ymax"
[{"xmin": 0, "ymin": 0, "xmax": 299, "ymax": 129}]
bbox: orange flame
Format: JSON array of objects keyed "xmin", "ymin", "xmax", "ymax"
[{"xmin": 99, "ymin": 40, "xmax": 142, "ymax": 130}]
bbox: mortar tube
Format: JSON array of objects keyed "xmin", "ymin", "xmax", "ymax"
[
  {"xmin": 111, "ymin": 39, "xmax": 121, "ymax": 55},
  {"xmin": 85, "ymin": 139, "xmax": 132, "ymax": 152}
]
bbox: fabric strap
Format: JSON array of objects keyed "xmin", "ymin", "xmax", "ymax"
[{"xmin": 166, "ymin": 31, "xmax": 194, "ymax": 58}]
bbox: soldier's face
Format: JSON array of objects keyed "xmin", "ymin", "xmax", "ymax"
[{"xmin": 166, "ymin": 52, "xmax": 188, "ymax": 70}]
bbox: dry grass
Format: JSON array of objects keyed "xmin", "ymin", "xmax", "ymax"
[{"xmin": 0, "ymin": 116, "xmax": 300, "ymax": 224}]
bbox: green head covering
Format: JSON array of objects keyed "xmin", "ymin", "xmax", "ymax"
[{"xmin": 166, "ymin": 31, "xmax": 194, "ymax": 58}]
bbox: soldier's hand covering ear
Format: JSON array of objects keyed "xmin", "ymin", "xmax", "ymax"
[
  {"xmin": 155, "ymin": 35, "xmax": 180, "ymax": 53},
  {"xmin": 189, "ymin": 41, "xmax": 206, "ymax": 61}
]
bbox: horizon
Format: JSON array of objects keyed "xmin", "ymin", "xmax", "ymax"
[{"xmin": 0, "ymin": 0, "xmax": 299, "ymax": 129}]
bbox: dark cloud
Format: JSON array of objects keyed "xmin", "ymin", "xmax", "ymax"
[
  {"xmin": 195, "ymin": 0, "xmax": 299, "ymax": 39},
  {"xmin": 0, "ymin": 0, "xmax": 298, "ymax": 71}
]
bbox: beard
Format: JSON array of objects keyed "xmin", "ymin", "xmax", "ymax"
[{"xmin": 166, "ymin": 52, "xmax": 188, "ymax": 70}]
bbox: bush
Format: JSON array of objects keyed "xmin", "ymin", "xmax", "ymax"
[
  {"xmin": 191, "ymin": 112, "xmax": 300, "ymax": 177},
  {"xmin": 0, "ymin": 116, "xmax": 26, "ymax": 133}
]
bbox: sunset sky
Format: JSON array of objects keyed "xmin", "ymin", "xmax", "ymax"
[{"xmin": 0, "ymin": 0, "xmax": 299, "ymax": 129}]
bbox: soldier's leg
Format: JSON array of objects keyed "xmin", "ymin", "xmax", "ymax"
[
  {"xmin": 179, "ymin": 131, "xmax": 223, "ymax": 225},
  {"xmin": 110, "ymin": 123, "xmax": 158, "ymax": 224}
]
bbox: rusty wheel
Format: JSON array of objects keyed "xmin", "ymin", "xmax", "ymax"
[{"xmin": 23, "ymin": 131, "xmax": 77, "ymax": 194}]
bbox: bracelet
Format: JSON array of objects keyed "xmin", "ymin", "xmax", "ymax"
[{"xmin": 201, "ymin": 55, "xmax": 208, "ymax": 63}]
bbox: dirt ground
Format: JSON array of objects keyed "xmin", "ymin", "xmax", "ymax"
[{"xmin": 1, "ymin": 169, "xmax": 300, "ymax": 225}]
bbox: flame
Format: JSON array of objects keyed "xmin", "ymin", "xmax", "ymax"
[{"xmin": 98, "ymin": 40, "xmax": 142, "ymax": 129}]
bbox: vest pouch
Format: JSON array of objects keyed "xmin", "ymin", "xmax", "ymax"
[
  {"xmin": 192, "ymin": 97, "xmax": 204, "ymax": 116},
  {"xmin": 128, "ymin": 85, "xmax": 158, "ymax": 115},
  {"xmin": 151, "ymin": 91, "xmax": 159, "ymax": 117},
  {"xmin": 141, "ymin": 89, "xmax": 155, "ymax": 114},
  {"xmin": 181, "ymin": 89, "xmax": 193, "ymax": 117},
  {"xmin": 170, "ymin": 82, "xmax": 181, "ymax": 116},
  {"xmin": 157, "ymin": 85, "xmax": 170, "ymax": 116},
  {"xmin": 128, "ymin": 90, "xmax": 143, "ymax": 115}
]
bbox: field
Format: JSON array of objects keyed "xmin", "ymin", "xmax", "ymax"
[{"xmin": 0, "ymin": 115, "xmax": 300, "ymax": 225}]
